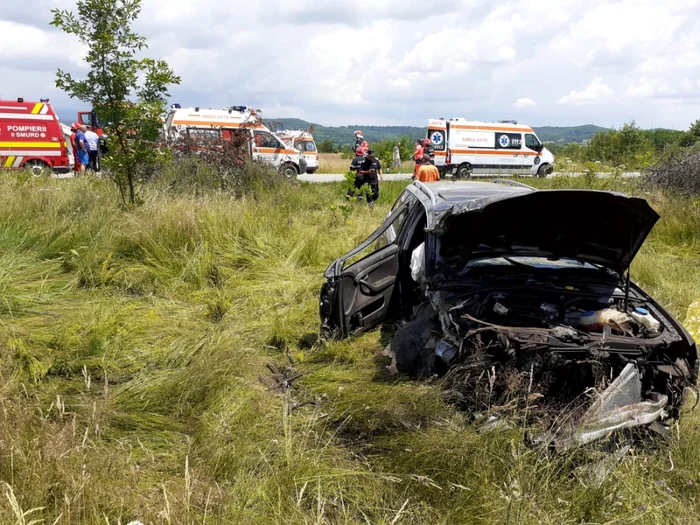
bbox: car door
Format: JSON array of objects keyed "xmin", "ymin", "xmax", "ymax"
[{"xmin": 320, "ymin": 203, "xmax": 410, "ymax": 337}]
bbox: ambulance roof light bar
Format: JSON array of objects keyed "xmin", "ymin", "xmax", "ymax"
[
  {"xmin": 40, "ymin": 97, "xmax": 49, "ymax": 103},
  {"xmin": 172, "ymin": 103, "xmax": 181, "ymax": 109}
]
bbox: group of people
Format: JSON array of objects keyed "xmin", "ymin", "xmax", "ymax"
[
  {"xmin": 412, "ymin": 138, "xmax": 439, "ymax": 183},
  {"xmin": 70, "ymin": 123, "xmax": 106, "ymax": 173},
  {"xmin": 346, "ymin": 131, "xmax": 441, "ymax": 206}
]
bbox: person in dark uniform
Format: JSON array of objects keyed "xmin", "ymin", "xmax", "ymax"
[
  {"xmin": 347, "ymin": 145, "xmax": 368, "ymax": 200},
  {"xmin": 358, "ymin": 149, "xmax": 382, "ymax": 205}
]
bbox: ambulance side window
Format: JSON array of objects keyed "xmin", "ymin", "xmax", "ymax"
[
  {"xmin": 187, "ymin": 128, "xmax": 220, "ymax": 141},
  {"xmin": 253, "ymin": 131, "xmax": 281, "ymax": 149},
  {"xmin": 525, "ymin": 134, "xmax": 541, "ymax": 151}
]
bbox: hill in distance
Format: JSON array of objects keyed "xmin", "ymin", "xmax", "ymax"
[
  {"xmin": 54, "ymin": 110, "xmax": 617, "ymax": 146},
  {"xmin": 268, "ymin": 118, "xmax": 609, "ymax": 146}
]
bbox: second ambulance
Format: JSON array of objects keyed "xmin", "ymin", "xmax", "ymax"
[
  {"xmin": 427, "ymin": 118, "xmax": 554, "ymax": 178},
  {"xmin": 164, "ymin": 105, "xmax": 306, "ymax": 177},
  {"xmin": 277, "ymin": 130, "xmax": 319, "ymax": 174}
]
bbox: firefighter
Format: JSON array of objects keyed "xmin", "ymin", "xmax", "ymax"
[
  {"xmin": 353, "ymin": 130, "xmax": 364, "ymax": 152},
  {"xmin": 423, "ymin": 138, "xmax": 435, "ymax": 163},
  {"xmin": 358, "ymin": 149, "xmax": 381, "ymax": 205},
  {"xmin": 347, "ymin": 145, "xmax": 368, "ymax": 200}
]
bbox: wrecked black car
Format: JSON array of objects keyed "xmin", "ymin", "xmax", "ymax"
[{"xmin": 320, "ymin": 180, "xmax": 698, "ymax": 449}]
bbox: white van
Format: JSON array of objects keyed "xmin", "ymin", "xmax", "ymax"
[
  {"xmin": 427, "ymin": 118, "xmax": 554, "ymax": 178},
  {"xmin": 277, "ymin": 130, "xmax": 319, "ymax": 174},
  {"xmin": 164, "ymin": 105, "xmax": 307, "ymax": 178}
]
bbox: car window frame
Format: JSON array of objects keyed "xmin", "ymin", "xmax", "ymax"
[{"xmin": 327, "ymin": 202, "xmax": 412, "ymax": 278}]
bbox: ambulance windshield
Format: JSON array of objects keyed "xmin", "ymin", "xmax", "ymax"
[{"xmin": 297, "ymin": 140, "xmax": 316, "ymax": 152}]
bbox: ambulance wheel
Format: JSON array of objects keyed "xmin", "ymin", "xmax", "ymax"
[
  {"xmin": 26, "ymin": 160, "xmax": 50, "ymax": 177},
  {"xmin": 455, "ymin": 163, "xmax": 472, "ymax": 179},
  {"xmin": 537, "ymin": 164, "xmax": 552, "ymax": 178},
  {"xmin": 279, "ymin": 163, "xmax": 298, "ymax": 179}
]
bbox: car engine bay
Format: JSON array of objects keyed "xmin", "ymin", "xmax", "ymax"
[{"xmin": 387, "ymin": 272, "xmax": 697, "ymax": 450}]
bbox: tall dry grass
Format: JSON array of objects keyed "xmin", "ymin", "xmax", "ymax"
[{"xmin": 0, "ymin": 169, "xmax": 698, "ymax": 523}]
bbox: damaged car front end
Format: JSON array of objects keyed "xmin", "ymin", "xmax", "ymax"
[{"xmin": 321, "ymin": 182, "xmax": 698, "ymax": 449}]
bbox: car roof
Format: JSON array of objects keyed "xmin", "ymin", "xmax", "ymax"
[{"xmin": 408, "ymin": 180, "xmax": 534, "ymax": 215}]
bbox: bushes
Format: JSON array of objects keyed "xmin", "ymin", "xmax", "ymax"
[{"xmin": 644, "ymin": 144, "xmax": 700, "ymax": 196}]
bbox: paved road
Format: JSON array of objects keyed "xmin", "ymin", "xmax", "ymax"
[
  {"xmin": 55, "ymin": 171, "xmax": 641, "ymax": 182},
  {"xmin": 298, "ymin": 172, "xmax": 642, "ymax": 183}
]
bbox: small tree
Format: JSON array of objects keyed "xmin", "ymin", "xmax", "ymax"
[{"xmin": 51, "ymin": 0, "xmax": 180, "ymax": 204}]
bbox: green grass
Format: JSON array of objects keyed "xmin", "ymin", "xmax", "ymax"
[{"xmin": 0, "ymin": 171, "xmax": 699, "ymax": 524}]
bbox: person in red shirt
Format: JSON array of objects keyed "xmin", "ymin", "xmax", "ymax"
[
  {"xmin": 412, "ymin": 139, "xmax": 424, "ymax": 179},
  {"xmin": 70, "ymin": 123, "xmax": 81, "ymax": 173}
]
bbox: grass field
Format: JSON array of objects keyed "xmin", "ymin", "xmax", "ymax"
[{"xmin": 0, "ymin": 171, "xmax": 699, "ymax": 524}]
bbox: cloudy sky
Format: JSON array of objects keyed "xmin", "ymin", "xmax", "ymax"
[{"xmin": 1, "ymin": 0, "xmax": 699, "ymax": 128}]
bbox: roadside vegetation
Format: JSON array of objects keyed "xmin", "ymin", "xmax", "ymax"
[{"xmin": 0, "ymin": 164, "xmax": 699, "ymax": 524}]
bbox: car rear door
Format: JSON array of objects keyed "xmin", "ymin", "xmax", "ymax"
[{"xmin": 320, "ymin": 202, "xmax": 411, "ymax": 337}]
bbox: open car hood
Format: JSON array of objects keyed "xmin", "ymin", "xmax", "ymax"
[{"xmin": 431, "ymin": 190, "xmax": 659, "ymax": 273}]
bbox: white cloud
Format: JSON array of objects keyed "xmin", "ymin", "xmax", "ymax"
[
  {"xmin": 514, "ymin": 98, "xmax": 536, "ymax": 108},
  {"xmin": 2, "ymin": 0, "xmax": 700, "ymax": 129},
  {"xmin": 557, "ymin": 78, "xmax": 615, "ymax": 105}
]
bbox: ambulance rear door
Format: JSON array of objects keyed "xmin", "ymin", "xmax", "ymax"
[{"xmin": 427, "ymin": 119, "xmax": 447, "ymax": 167}]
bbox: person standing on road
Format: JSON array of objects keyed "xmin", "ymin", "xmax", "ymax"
[
  {"xmin": 412, "ymin": 139, "xmax": 424, "ymax": 179},
  {"xmin": 358, "ymin": 149, "xmax": 382, "ymax": 205},
  {"xmin": 75, "ymin": 125, "xmax": 89, "ymax": 174},
  {"xmin": 69, "ymin": 123, "xmax": 81, "ymax": 173},
  {"xmin": 416, "ymin": 155, "xmax": 440, "ymax": 183},
  {"xmin": 84, "ymin": 127, "xmax": 100, "ymax": 171},
  {"xmin": 392, "ymin": 142, "xmax": 401, "ymax": 171}
]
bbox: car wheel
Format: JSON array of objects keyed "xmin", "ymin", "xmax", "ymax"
[
  {"xmin": 279, "ymin": 163, "xmax": 298, "ymax": 179},
  {"xmin": 537, "ymin": 164, "xmax": 552, "ymax": 178},
  {"xmin": 455, "ymin": 163, "xmax": 472, "ymax": 179},
  {"xmin": 25, "ymin": 160, "xmax": 50, "ymax": 177}
]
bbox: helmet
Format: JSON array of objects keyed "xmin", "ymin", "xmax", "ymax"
[
  {"xmin": 71, "ymin": 122, "xmax": 79, "ymax": 131},
  {"xmin": 356, "ymin": 146, "xmax": 367, "ymax": 156},
  {"xmin": 354, "ymin": 130, "xmax": 363, "ymax": 136}
]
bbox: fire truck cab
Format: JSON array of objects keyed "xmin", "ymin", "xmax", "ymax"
[{"xmin": 0, "ymin": 98, "xmax": 71, "ymax": 176}]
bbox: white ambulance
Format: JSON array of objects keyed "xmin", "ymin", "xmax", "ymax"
[
  {"xmin": 163, "ymin": 105, "xmax": 307, "ymax": 178},
  {"xmin": 277, "ymin": 130, "xmax": 319, "ymax": 174},
  {"xmin": 427, "ymin": 118, "xmax": 554, "ymax": 178}
]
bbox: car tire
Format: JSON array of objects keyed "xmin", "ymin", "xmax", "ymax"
[
  {"xmin": 279, "ymin": 163, "xmax": 298, "ymax": 179},
  {"xmin": 537, "ymin": 164, "xmax": 552, "ymax": 178},
  {"xmin": 455, "ymin": 163, "xmax": 472, "ymax": 179},
  {"xmin": 25, "ymin": 160, "xmax": 51, "ymax": 177}
]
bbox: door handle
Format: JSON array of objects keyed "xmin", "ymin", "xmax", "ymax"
[{"xmin": 358, "ymin": 276, "xmax": 395, "ymax": 296}]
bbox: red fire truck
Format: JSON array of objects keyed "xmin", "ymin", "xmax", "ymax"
[{"xmin": 0, "ymin": 98, "xmax": 71, "ymax": 176}]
